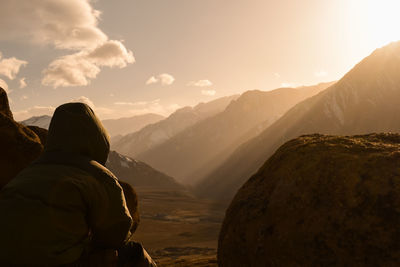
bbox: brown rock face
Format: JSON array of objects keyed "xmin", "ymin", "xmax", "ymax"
[
  {"xmin": 219, "ymin": 133, "xmax": 400, "ymax": 266},
  {"xmin": 0, "ymin": 88, "xmax": 44, "ymax": 189}
]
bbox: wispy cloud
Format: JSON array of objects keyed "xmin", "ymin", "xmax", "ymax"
[
  {"xmin": 0, "ymin": 52, "xmax": 28, "ymax": 80},
  {"xmin": 13, "ymin": 106, "xmax": 56, "ymax": 121},
  {"xmin": 115, "ymin": 99, "xmax": 161, "ymax": 107},
  {"xmin": 146, "ymin": 76, "xmax": 158, "ymax": 85},
  {"xmin": 71, "ymin": 96, "xmax": 95, "ymax": 109},
  {"xmin": 0, "ymin": 79, "xmax": 9, "ymax": 93},
  {"xmin": 0, "ymin": 0, "xmax": 134, "ymax": 88},
  {"xmin": 19, "ymin": 78, "xmax": 27, "ymax": 89},
  {"xmin": 146, "ymin": 73, "xmax": 175, "ymax": 86},
  {"xmin": 314, "ymin": 70, "xmax": 328, "ymax": 77},
  {"xmin": 42, "ymin": 40, "xmax": 134, "ymax": 88},
  {"xmin": 121, "ymin": 99, "xmax": 180, "ymax": 116},
  {"xmin": 281, "ymin": 82, "xmax": 296, "ymax": 88},
  {"xmin": 187, "ymin": 80, "xmax": 213, "ymax": 87},
  {"xmin": 201, "ymin": 89, "xmax": 216, "ymax": 96},
  {"xmin": 273, "ymin": 73, "xmax": 281, "ymax": 79}
]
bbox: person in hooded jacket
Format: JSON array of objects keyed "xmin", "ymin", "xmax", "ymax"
[{"xmin": 0, "ymin": 103, "xmax": 157, "ymax": 266}]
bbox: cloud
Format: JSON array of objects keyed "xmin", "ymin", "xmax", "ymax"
[
  {"xmin": 201, "ymin": 89, "xmax": 216, "ymax": 96},
  {"xmin": 0, "ymin": 52, "xmax": 28, "ymax": 80},
  {"xmin": 20, "ymin": 95, "xmax": 28, "ymax": 100},
  {"xmin": 146, "ymin": 76, "xmax": 158, "ymax": 85},
  {"xmin": 0, "ymin": 0, "xmax": 106, "ymax": 50},
  {"xmin": 274, "ymin": 73, "xmax": 281, "ymax": 79},
  {"xmin": 187, "ymin": 80, "xmax": 213, "ymax": 87},
  {"xmin": 314, "ymin": 70, "xmax": 328, "ymax": 77},
  {"xmin": 42, "ymin": 52, "xmax": 100, "ymax": 88},
  {"xmin": 281, "ymin": 82, "xmax": 296, "ymax": 88},
  {"xmin": 0, "ymin": 79, "xmax": 9, "ymax": 93},
  {"xmin": 124, "ymin": 99, "xmax": 180, "ymax": 116},
  {"xmin": 42, "ymin": 40, "xmax": 134, "ymax": 88},
  {"xmin": 0, "ymin": 79, "xmax": 10, "ymax": 94},
  {"xmin": 71, "ymin": 96, "xmax": 95, "ymax": 109},
  {"xmin": 159, "ymin": 74, "xmax": 175, "ymax": 85},
  {"xmin": 70, "ymin": 95, "xmax": 114, "ymax": 119},
  {"xmin": 0, "ymin": 0, "xmax": 134, "ymax": 88},
  {"xmin": 87, "ymin": 40, "xmax": 135, "ymax": 68},
  {"xmin": 115, "ymin": 99, "xmax": 161, "ymax": 107},
  {"xmin": 19, "ymin": 78, "xmax": 27, "ymax": 89},
  {"xmin": 146, "ymin": 73, "xmax": 175, "ymax": 86},
  {"xmin": 13, "ymin": 106, "xmax": 56, "ymax": 121}
]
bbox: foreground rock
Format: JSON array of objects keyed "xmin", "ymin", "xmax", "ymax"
[
  {"xmin": 0, "ymin": 87, "xmax": 44, "ymax": 189},
  {"xmin": 219, "ymin": 134, "xmax": 400, "ymax": 266}
]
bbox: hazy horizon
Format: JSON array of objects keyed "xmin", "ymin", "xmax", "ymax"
[{"xmin": 1, "ymin": 0, "xmax": 399, "ymax": 121}]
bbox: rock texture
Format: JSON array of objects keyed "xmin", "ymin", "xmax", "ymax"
[
  {"xmin": 0, "ymin": 87, "xmax": 44, "ymax": 189},
  {"xmin": 219, "ymin": 133, "xmax": 400, "ymax": 266}
]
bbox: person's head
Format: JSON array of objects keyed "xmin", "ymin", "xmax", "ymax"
[{"xmin": 45, "ymin": 103, "xmax": 110, "ymax": 165}]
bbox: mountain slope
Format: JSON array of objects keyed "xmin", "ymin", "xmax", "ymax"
[
  {"xmin": 21, "ymin": 115, "xmax": 52, "ymax": 129},
  {"xmin": 101, "ymin": 113, "xmax": 165, "ymax": 137},
  {"xmin": 137, "ymin": 82, "xmax": 333, "ymax": 184},
  {"xmin": 112, "ymin": 95, "xmax": 239, "ymax": 157},
  {"xmin": 106, "ymin": 151, "xmax": 185, "ymax": 191},
  {"xmin": 197, "ymin": 41, "xmax": 400, "ymax": 201}
]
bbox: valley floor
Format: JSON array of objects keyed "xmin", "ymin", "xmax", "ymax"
[{"xmin": 131, "ymin": 187, "xmax": 225, "ymax": 266}]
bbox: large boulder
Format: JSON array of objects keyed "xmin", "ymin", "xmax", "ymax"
[
  {"xmin": 219, "ymin": 133, "xmax": 400, "ymax": 266},
  {"xmin": 0, "ymin": 87, "xmax": 44, "ymax": 189}
]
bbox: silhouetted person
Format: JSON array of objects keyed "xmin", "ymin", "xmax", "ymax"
[{"xmin": 0, "ymin": 103, "xmax": 156, "ymax": 266}]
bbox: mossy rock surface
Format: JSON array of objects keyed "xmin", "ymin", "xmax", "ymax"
[{"xmin": 219, "ymin": 133, "xmax": 400, "ymax": 266}]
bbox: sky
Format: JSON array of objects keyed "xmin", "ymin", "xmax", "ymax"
[{"xmin": 0, "ymin": 0, "xmax": 399, "ymax": 121}]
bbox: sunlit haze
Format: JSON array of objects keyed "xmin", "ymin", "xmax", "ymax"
[{"xmin": 0, "ymin": 0, "xmax": 398, "ymax": 120}]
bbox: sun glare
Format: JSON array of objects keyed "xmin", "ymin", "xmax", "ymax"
[{"xmin": 364, "ymin": 0, "xmax": 400, "ymax": 48}]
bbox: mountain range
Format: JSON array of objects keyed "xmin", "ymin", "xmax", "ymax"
[
  {"xmin": 102, "ymin": 113, "xmax": 165, "ymax": 137},
  {"xmin": 136, "ymin": 82, "xmax": 333, "ymax": 184},
  {"xmin": 21, "ymin": 115, "xmax": 52, "ymax": 129},
  {"xmin": 112, "ymin": 95, "xmax": 239, "ymax": 157},
  {"xmin": 21, "ymin": 113, "xmax": 165, "ymax": 138},
  {"xmin": 106, "ymin": 150, "xmax": 185, "ymax": 191},
  {"xmin": 196, "ymin": 41, "xmax": 400, "ymax": 202}
]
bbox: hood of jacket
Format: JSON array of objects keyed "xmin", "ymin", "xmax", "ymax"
[{"xmin": 45, "ymin": 103, "xmax": 110, "ymax": 165}]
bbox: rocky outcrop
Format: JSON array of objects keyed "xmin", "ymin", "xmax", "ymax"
[
  {"xmin": 219, "ymin": 134, "xmax": 400, "ymax": 266},
  {"xmin": 0, "ymin": 87, "xmax": 44, "ymax": 189}
]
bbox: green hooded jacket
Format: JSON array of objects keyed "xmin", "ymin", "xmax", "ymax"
[{"xmin": 0, "ymin": 103, "xmax": 132, "ymax": 266}]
